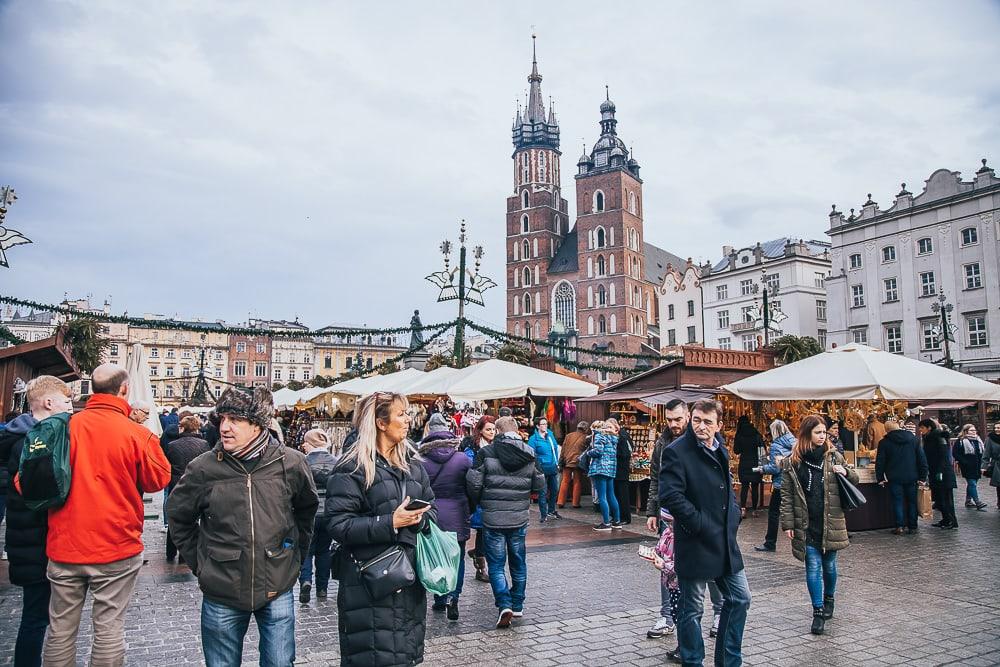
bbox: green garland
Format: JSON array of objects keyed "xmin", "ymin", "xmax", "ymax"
[
  {"xmin": 342, "ymin": 321, "xmax": 455, "ymax": 379},
  {"xmin": 0, "ymin": 323, "xmax": 27, "ymax": 346},
  {"xmin": 463, "ymin": 319, "xmax": 677, "ymax": 362},
  {"xmin": 0, "ymin": 295, "xmax": 447, "ymax": 339}
]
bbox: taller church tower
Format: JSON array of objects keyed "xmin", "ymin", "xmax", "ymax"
[{"xmin": 505, "ymin": 36, "xmax": 569, "ymax": 341}]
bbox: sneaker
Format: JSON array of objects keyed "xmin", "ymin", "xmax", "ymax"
[
  {"xmin": 965, "ymin": 500, "xmax": 976, "ymax": 508},
  {"xmin": 511, "ymin": 609, "xmax": 523, "ymax": 618},
  {"xmin": 975, "ymin": 502, "xmax": 988, "ymax": 511},
  {"xmin": 593, "ymin": 523, "xmax": 613, "ymax": 531},
  {"xmin": 539, "ymin": 515, "xmax": 547, "ymax": 524},
  {"xmin": 299, "ymin": 582, "xmax": 311, "ymax": 604},
  {"xmin": 753, "ymin": 544, "xmax": 776, "ymax": 552},
  {"xmin": 496, "ymin": 608, "xmax": 513, "ymax": 628},
  {"xmin": 316, "ymin": 588, "xmax": 328, "ymax": 599},
  {"xmin": 666, "ymin": 647, "xmax": 682, "ymax": 664},
  {"xmin": 611, "ymin": 521, "xmax": 623, "ymax": 530},
  {"xmin": 647, "ymin": 616, "xmax": 675, "ymax": 639},
  {"xmin": 550, "ymin": 511, "xmax": 563, "ymax": 519}
]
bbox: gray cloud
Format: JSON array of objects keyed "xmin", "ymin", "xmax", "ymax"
[{"xmin": 2, "ymin": 1, "xmax": 998, "ymax": 328}]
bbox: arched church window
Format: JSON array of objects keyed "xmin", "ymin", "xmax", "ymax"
[
  {"xmin": 523, "ymin": 293, "xmax": 532, "ymax": 314},
  {"xmin": 596, "ymin": 227, "xmax": 606, "ymax": 248},
  {"xmin": 522, "ymin": 190, "xmax": 529, "ymax": 209},
  {"xmin": 598, "ymin": 315, "xmax": 607, "ymax": 334},
  {"xmin": 521, "ymin": 214, "xmax": 529, "ymax": 234},
  {"xmin": 522, "ymin": 239, "xmax": 530, "ymax": 259},
  {"xmin": 628, "ymin": 191, "xmax": 637, "ymax": 215},
  {"xmin": 594, "ymin": 190, "xmax": 605, "ymax": 213},
  {"xmin": 553, "ymin": 282, "xmax": 576, "ymax": 330},
  {"xmin": 523, "ymin": 267, "xmax": 531, "ymax": 287},
  {"xmin": 597, "ymin": 255, "xmax": 606, "ymax": 276},
  {"xmin": 597, "ymin": 285, "xmax": 607, "ymax": 306}
]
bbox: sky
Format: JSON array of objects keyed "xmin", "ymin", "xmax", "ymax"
[{"xmin": 2, "ymin": 1, "xmax": 999, "ymax": 331}]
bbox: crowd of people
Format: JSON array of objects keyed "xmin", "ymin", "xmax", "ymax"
[{"xmin": 1, "ymin": 374, "xmax": 998, "ymax": 666}]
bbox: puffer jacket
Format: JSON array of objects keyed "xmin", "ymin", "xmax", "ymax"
[
  {"xmin": 467, "ymin": 433, "xmax": 544, "ymax": 530},
  {"xmin": 587, "ymin": 432, "xmax": 618, "ymax": 478},
  {"xmin": 305, "ymin": 448, "xmax": 338, "ymax": 515},
  {"xmin": 1, "ymin": 414, "xmax": 48, "ymax": 586},
  {"xmin": 419, "ymin": 433, "xmax": 472, "ymax": 541},
  {"xmin": 876, "ymin": 429, "xmax": 929, "ymax": 484},
  {"xmin": 326, "ymin": 454, "xmax": 437, "ymax": 667},
  {"xmin": 528, "ymin": 429, "xmax": 559, "ymax": 476},
  {"xmin": 760, "ymin": 432, "xmax": 795, "ymax": 489},
  {"xmin": 780, "ymin": 449, "xmax": 859, "ymax": 562},
  {"xmin": 167, "ymin": 439, "xmax": 319, "ymax": 611}
]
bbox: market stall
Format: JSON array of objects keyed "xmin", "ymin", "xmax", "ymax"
[{"xmin": 721, "ymin": 343, "xmax": 1000, "ymax": 530}]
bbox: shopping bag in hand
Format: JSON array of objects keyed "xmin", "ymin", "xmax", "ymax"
[{"xmin": 415, "ymin": 521, "xmax": 462, "ymax": 596}]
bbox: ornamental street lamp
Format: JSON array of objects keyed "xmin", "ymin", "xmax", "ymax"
[
  {"xmin": 930, "ymin": 292, "xmax": 958, "ymax": 369},
  {"xmin": 0, "ymin": 185, "xmax": 32, "ymax": 268},
  {"xmin": 747, "ymin": 268, "xmax": 788, "ymax": 347},
  {"xmin": 425, "ymin": 220, "xmax": 496, "ymax": 367}
]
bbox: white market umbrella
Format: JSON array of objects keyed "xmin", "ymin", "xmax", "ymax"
[
  {"xmin": 125, "ymin": 342, "xmax": 162, "ymax": 435},
  {"xmin": 329, "ymin": 368, "xmax": 426, "ymax": 397},
  {"xmin": 442, "ymin": 359, "xmax": 598, "ymax": 403},
  {"xmin": 721, "ymin": 343, "xmax": 1000, "ymax": 401},
  {"xmin": 403, "ymin": 366, "xmax": 462, "ymax": 395}
]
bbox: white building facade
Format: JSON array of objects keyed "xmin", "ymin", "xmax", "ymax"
[
  {"xmin": 826, "ymin": 161, "xmax": 1000, "ymax": 380},
  {"xmin": 699, "ymin": 239, "xmax": 831, "ymax": 351},
  {"xmin": 251, "ymin": 319, "xmax": 315, "ymax": 385},
  {"xmin": 657, "ymin": 260, "xmax": 704, "ymax": 350}
]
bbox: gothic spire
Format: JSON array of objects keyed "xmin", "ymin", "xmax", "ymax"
[{"xmin": 526, "ymin": 33, "xmax": 546, "ymax": 124}]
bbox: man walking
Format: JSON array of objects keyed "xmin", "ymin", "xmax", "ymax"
[
  {"xmin": 556, "ymin": 421, "xmax": 589, "ymax": 509},
  {"xmin": 0, "ymin": 376, "xmax": 73, "ymax": 667},
  {"xmin": 661, "ymin": 400, "xmax": 751, "ymax": 667},
  {"xmin": 467, "ymin": 415, "xmax": 544, "ymax": 629},
  {"xmin": 168, "ymin": 387, "xmax": 318, "ymax": 666},
  {"xmin": 528, "ymin": 417, "xmax": 560, "ymax": 522},
  {"xmin": 298, "ymin": 428, "xmax": 338, "ymax": 603},
  {"xmin": 876, "ymin": 418, "xmax": 929, "ymax": 535},
  {"xmin": 43, "ymin": 364, "xmax": 172, "ymax": 667}
]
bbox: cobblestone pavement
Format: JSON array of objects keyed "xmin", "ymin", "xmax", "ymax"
[{"xmin": 2, "ymin": 498, "xmax": 998, "ymax": 666}]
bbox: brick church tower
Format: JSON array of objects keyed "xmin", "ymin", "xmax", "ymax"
[{"xmin": 505, "ymin": 36, "xmax": 569, "ymax": 342}]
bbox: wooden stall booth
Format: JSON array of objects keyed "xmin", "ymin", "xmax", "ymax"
[{"xmin": 0, "ymin": 330, "xmax": 81, "ymax": 415}]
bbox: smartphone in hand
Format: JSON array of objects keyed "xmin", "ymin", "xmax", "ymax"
[{"xmin": 405, "ymin": 499, "xmax": 431, "ymax": 511}]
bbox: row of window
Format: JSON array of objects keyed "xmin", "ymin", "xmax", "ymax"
[
  {"xmin": 667, "ymin": 300, "xmax": 697, "ymax": 320},
  {"xmin": 850, "ymin": 264, "xmax": 983, "ymax": 307},
  {"xmin": 150, "ymin": 348, "xmax": 224, "ymax": 361},
  {"xmin": 232, "ymin": 361, "xmax": 269, "ymax": 378},
  {"xmin": 850, "ymin": 315, "xmax": 989, "ymax": 350},
  {"xmin": 150, "ymin": 365, "xmax": 224, "ymax": 379},
  {"xmin": 151, "ymin": 385, "xmax": 223, "ymax": 400},
  {"xmin": 518, "ymin": 214, "xmax": 563, "ymax": 236},
  {"xmin": 518, "ymin": 151, "xmax": 556, "ymax": 186},
  {"xmin": 234, "ymin": 342, "xmax": 268, "ymax": 354},
  {"xmin": 713, "ymin": 272, "xmax": 826, "ymax": 302},
  {"xmin": 581, "ymin": 189, "xmax": 641, "ymax": 216},
  {"xmin": 849, "ymin": 227, "xmax": 980, "ymax": 270},
  {"xmin": 665, "ymin": 326, "xmax": 698, "ymax": 346}
]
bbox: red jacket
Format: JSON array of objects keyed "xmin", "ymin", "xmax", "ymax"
[{"xmin": 47, "ymin": 393, "xmax": 171, "ymax": 564}]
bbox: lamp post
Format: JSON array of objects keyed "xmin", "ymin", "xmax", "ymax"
[
  {"xmin": 930, "ymin": 293, "xmax": 957, "ymax": 369},
  {"xmin": 425, "ymin": 220, "xmax": 496, "ymax": 367},
  {"xmin": 750, "ymin": 268, "xmax": 787, "ymax": 347},
  {"xmin": 0, "ymin": 185, "xmax": 32, "ymax": 269}
]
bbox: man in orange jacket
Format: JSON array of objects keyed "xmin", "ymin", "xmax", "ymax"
[{"xmin": 42, "ymin": 363, "xmax": 171, "ymax": 667}]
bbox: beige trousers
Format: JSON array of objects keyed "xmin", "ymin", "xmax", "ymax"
[{"xmin": 43, "ymin": 554, "xmax": 143, "ymax": 667}]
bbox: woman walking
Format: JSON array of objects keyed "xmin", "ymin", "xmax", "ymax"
[
  {"xmin": 606, "ymin": 418, "xmax": 633, "ymax": 524},
  {"xmin": 326, "ymin": 392, "xmax": 437, "ymax": 666},
  {"xmin": 419, "ymin": 418, "xmax": 472, "ymax": 620},
  {"xmin": 587, "ymin": 421, "xmax": 621, "ymax": 531},
  {"xmin": 985, "ymin": 423, "xmax": 1000, "ymax": 510},
  {"xmin": 780, "ymin": 414, "xmax": 860, "ymax": 636},
  {"xmin": 953, "ymin": 424, "xmax": 987, "ymax": 510},
  {"xmin": 464, "ymin": 415, "xmax": 495, "ymax": 582},
  {"xmin": 734, "ymin": 416, "xmax": 764, "ymax": 518}
]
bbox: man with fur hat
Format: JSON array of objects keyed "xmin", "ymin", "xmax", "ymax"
[{"xmin": 168, "ymin": 387, "xmax": 318, "ymax": 666}]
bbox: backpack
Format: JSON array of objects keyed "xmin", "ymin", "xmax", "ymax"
[{"xmin": 17, "ymin": 412, "xmax": 72, "ymax": 511}]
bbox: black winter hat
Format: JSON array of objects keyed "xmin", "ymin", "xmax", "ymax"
[{"xmin": 211, "ymin": 387, "xmax": 274, "ymax": 430}]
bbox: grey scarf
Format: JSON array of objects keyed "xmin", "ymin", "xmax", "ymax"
[{"xmin": 961, "ymin": 437, "xmax": 983, "ymax": 456}]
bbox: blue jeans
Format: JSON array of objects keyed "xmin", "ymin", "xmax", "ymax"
[
  {"xmin": 966, "ymin": 478, "xmax": 980, "ymax": 503},
  {"xmin": 678, "ymin": 569, "xmax": 751, "ymax": 667},
  {"xmin": 591, "ymin": 475, "xmax": 620, "ymax": 524},
  {"xmin": 434, "ymin": 539, "xmax": 467, "ymax": 605},
  {"xmin": 804, "ymin": 546, "xmax": 837, "ymax": 608},
  {"xmin": 888, "ymin": 481, "xmax": 918, "ymax": 529},
  {"xmin": 201, "ymin": 589, "xmax": 295, "ymax": 667},
  {"xmin": 538, "ymin": 472, "xmax": 560, "ymax": 518},
  {"xmin": 15, "ymin": 580, "xmax": 50, "ymax": 667},
  {"xmin": 299, "ymin": 515, "xmax": 334, "ymax": 590},
  {"xmin": 484, "ymin": 526, "xmax": 527, "ymax": 611}
]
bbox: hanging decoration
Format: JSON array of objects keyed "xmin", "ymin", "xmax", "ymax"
[{"xmin": 0, "ymin": 186, "xmax": 31, "ymax": 269}]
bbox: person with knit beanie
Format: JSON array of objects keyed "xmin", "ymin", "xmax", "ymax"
[{"xmin": 168, "ymin": 387, "xmax": 318, "ymax": 666}]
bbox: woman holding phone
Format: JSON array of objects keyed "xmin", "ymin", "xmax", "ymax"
[{"xmin": 326, "ymin": 392, "xmax": 437, "ymax": 666}]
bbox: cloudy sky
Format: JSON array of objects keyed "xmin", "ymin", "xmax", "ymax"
[{"xmin": 2, "ymin": 1, "xmax": 999, "ymax": 331}]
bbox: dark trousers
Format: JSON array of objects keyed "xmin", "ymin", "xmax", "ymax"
[
  {"xmin": 763, "ymin": 488, "xmax": 782, "ymax": 548},
  {"xmin": 16, "ymin": 580, "xmax": 51, "ymax": 667},
  {"xmin": 613, "ymin": 479, "xmax": 632, "ymax": 522},
  {"xmin": 299, "ymin": 515, "xmax": 335, "ymax": 590},
  {"xmin": 740, "ymin": 481, "xmax": 762, "ymax": 510},
  {"xmin": 937, "ymin": 486, "xmax": 958, "ymax": 527},
  {"xmin": 889, "ymin": 481, "xmax": 918, "ymax": 529}
]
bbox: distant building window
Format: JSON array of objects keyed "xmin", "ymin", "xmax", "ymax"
[
  {"xmin": 960, "ymin": 227, "xmax": 978, "ymax": 246},
  {"xmin": 668, "ymin": 304, "xmax": 675, "ymax": 320},
  {"xmin": 234, "ymin": 361, "xmax": 246, "ymax": 377},
  {"xmin": 741, "ymin": 306, "xmax": 755, "ymax": 323},
  {"xmin": 814, "ymin": 272, "xmax": 826, "ymax": 288},
  {"xmin": 523, "ymin": 293, "xmax": 532, "ymax": 314},
  {"xmin": 919, "ymin": 271, "xmax": 936, "ymax": 297},
  {"xmin": 165, "ymin": 385, "xmax": 174, "ymax": 398},
  {"xmin": 324, "ymin": 355, "xmax": 332, "ymax": 369},
  {"xmin": 884, "ymin": 278, "xmax": 898, "ymax": 303},
  {"xmin": 289, "ymin": 369, "xmax": 296, "ymax": 380},
  {"xmin": 764, "ymin": 273, "xmax": 780, "ymax": 290},
  {"xmin": 182, "ymin": 350, "xmax": 191, "ymax": 359},
  {"xmin": 594, "ymin": 190, "xmax": 605, "ymax": 213},
  {"xmin": 274, "ymin": 368, "xmax": 282, "ymax": 380},
  {"xmin": 917, "ymin": 237, "xmax": 933, "ymax": 255},
  {"xmin": 968, "ymin": 315, "xmax": 988, "ymax": 347},
  {"xmin": 596, "ymin": 228, "xmax": 606, "ymax": 248},
  {"xmin": 254, "ymin": 362, "xmax": 267, "ymax": 377},
  {"xmin": 150, "ymin": 348, "xmax": 159, "ymax": 358},
  {"xmin": 817, "ymin": 330, "xmax": 827, "ymax": 349},
  {"xmin": 522, "ymin": 239, "xmax": 530, "ymax": 259},
  {"xmin": 366, "ymin": 358, "xmax": 373, "ymax": 371},
  {"xmin": 236, "ymin": 342, "xmax": 246, "ymax": 353},
  {"xmin": 718, "ymin": 310, "xmax": 730, "ymax": 329},
  {"xmin": 109, "ymin": 343, "xmax": 119, "ymax": 356},
  {"xmin": 921, "ymin": 321, "xmax": 940, "ymax": 350},
  {"xmin": 166, "ymin": 366, "xmax": 175, "ymax": 377},
  {"xmin": 304, "ymin": 369, "xmax": 312, "ymax": 380},
  {"xmin": 881, "ymin": 246, "xmax": 896, "ymax": 263},
  {"xmin": 851, "ymin": 328, "xmax": 868, "ymax": 345},
  {"xmin": 885, "ymin": 325, "xmax": 902, "ymax": 354},
  {"xmin": 628, "ymin": 191, "xmax": 637, "ymax": 215},
  {"xmin": 740, "ymin": 280, "xmax": 753, "ymax": 296},
  {"xmin": 851, "ymin": 285, "xmax": 865, "ymax": 308},
  {"xmin": 597, "ymin": 285, "xmax": 607, "ymax": 306},
  {"xmin": 523, "ymin": 267, "xmax": 531, "ymax": 287},
  {"xmin": 849, "ymin": 254, "xmax": 862, "ymax": 270},
  {"xmin": 596, "ymin": 255, "xmax": 606, "ymax": 276},
  {"xmin": 256, "ymin": 343, "xmax": 266, "ymax": 354},
  {"xmin": 150, "ymin": 366, "xmax": 158, "ymax": 377},
  {"xmin": 964, "ymin": 263, "xmax": 982, "ymax": 289},
  {"xmin": 214, "ymin": 351, "xmax": 223, "ymax": 361},
  {"xmin": 687, "ymin": 300, "xmax": 695, "ymax": 317},
  {"xmin": 167, "ymin": 349, "xmax": 175, "ymax": 359},
  {"xmin": 718, "ymin": 337, "xmax": 731, "ymax": 350},
  {"xmin": 687, "ymin": 326, "xmax": 697, "ymax": 343},
  {"xmin": 816, "ymin": 300, "xmax": 827, "ymax": 321},
  {"xmin": 667, "ymin": 329, "xmax": 676, "ymax": 346},
  {"xmin": 741, "ymin": 334, "xmax": 757, "ymax": 351},
  {"xmin": 345, "ymin": 357, "xmax": 352, "ymax": 370},
  {"xmin": 716, "ymin": 285, "xmax": 728, "ymax": 300},
  {"xmin": 598, "ymin": 315, "xmax": 607, "ymax": 334}
]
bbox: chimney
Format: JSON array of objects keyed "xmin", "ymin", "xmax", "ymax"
[
  {"xmin": 829, "ymin": 204, "xmax": 846, "ymax": 227},
  {"xmin": 722, "ymin": 245, "xmax": 733, "ymax": 257}
]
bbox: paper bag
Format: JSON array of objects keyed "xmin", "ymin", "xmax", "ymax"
[{"xmin": 916, "ymin": 485, "xmax": 932, "ymax": 519}]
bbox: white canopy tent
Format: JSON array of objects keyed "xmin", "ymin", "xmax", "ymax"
[
  {"xmin": 328, "ymin": 368, "xmax": 426, "ymax": 397},
  {"xmin": 125, "ymin": 342, "xmax": 162, "ymax": 435},
  {"xmin": 721, "ymin": 343, "xmax": 1000, "ymax": 401},
  {"xmin": 403, "ymin": 366, "xmax": 462, "ymax": 395},
  {"xmin": 272, "ymin": 387, "xmax": 302, "ymax": 410},
  {"xmin": 433, "ymin": 359, "xmax": 598, "ymax": 403}
]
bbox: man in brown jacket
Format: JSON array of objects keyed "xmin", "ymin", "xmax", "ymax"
[{"xmin": 556, "ymin": 421, "xmax": 589, "ymax": 508}]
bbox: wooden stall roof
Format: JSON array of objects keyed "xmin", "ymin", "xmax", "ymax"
[{"xmin": 0, "ymin": 331, "xmax": 82, "ymax": 381}]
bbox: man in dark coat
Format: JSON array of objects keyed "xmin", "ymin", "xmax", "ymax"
[
  {"xmin": 467, "ymin": 415, "xmax": 544, "ymax": 629},
  {"xmin": 875, "ymin": 419, "xmax": 929, "ymax": 534},
  {"xmin": 918, "ymin": 418, "xmax": 957, "ymax": 529},
  {"xmin": 660, "ymin": 399, "xmax": 751, "ymax": 667},
  {"xmin": 297, "ymin": 428, "xmax": 338, "ymax": 603},
  {"xmin": 0, "ymin": 376, "xmax": 73, "ymax": 667}
]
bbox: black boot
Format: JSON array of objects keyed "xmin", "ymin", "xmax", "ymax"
[
  {"xmin": 811, "ymin": 607, "xmax": 825, "ymax": 635},
  {"xmin": 822, "ymin": 595, "xmax": 835, "ymax": 620},
  {"xmin": 446, "ymin": 597, "xmax": 460, "ymax": 621}
]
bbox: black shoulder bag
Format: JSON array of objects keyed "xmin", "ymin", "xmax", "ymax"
[
  {"xmin": 835, "ymin": 472, "xmax": 866, "ymax": 511},
  {"xmin": 353, "ymin": 471, "xmax": 416, "ymax": 600}
]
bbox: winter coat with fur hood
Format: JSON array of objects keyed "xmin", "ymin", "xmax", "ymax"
[{"xmin": 780, "ymin": 448, "xmax": 859, "ymax": 562}]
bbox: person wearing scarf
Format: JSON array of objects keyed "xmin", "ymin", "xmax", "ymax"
[{"xmin": 953, "ymin": 424, "xmax": 987, "ymax": 510}]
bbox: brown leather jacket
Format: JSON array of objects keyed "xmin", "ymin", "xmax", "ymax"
[{"xmin": 559, "ymin": 430, "xmax": 589, "ymax": 468}]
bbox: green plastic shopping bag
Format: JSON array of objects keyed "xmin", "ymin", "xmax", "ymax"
[{"xmin": 415, "ymin": 521, "xmax": 462, "ymax": 596}]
